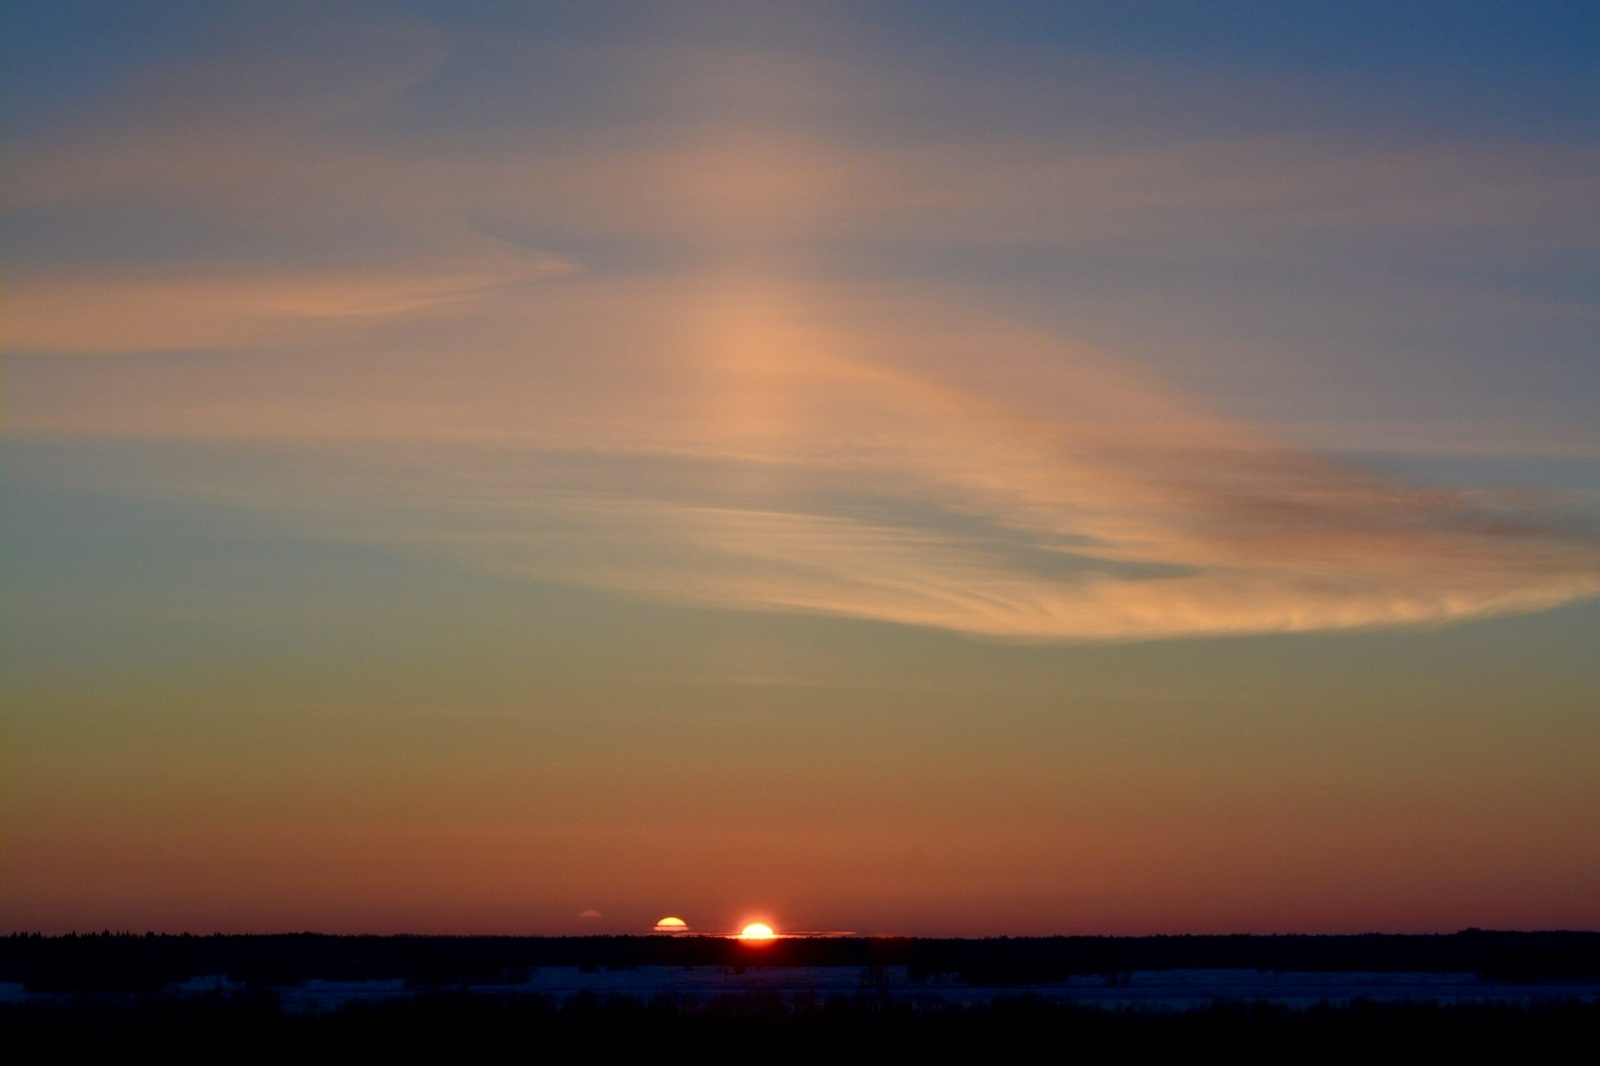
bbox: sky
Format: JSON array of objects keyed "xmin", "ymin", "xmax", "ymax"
[{"xmin": 2, "ymin": 1, "xmax": 1597, "ymax": 936}]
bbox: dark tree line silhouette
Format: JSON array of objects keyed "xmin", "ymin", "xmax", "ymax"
[{"xmin": 3, "ymin": 930, "xmax": 1598, "ymax": 993}]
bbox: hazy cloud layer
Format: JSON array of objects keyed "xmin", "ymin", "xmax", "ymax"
[
  {"xmin": 12, "ymin": 275, "xmax": 1596, "ymax": 639},
  {"xmin": 6, "ymin": 17, "xmax": 1596, "ymax": 640}
]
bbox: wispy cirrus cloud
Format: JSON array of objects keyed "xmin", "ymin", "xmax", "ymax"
[
  {"xmin": 5, "ymin": 19, "xmax": 1596, "ymax": 641},
  {"xmin": 3, "ymin": 251, "xmax": 574, "ymax": 353},
  {"xmin": 12, "ymin": 275, "xmax": 1595, "ymax": 639}
]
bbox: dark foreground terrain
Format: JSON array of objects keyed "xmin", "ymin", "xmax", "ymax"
[
  {"xmin": 4, "ymin": 932, "xmax": 1597, "ymax": 1059},
  {"xmin": 6, "ymin": 992, "xmax": 1599, "ymax": 1062},
  {"xmin": 6, "ymin": 929, "xmax": 1599, "ymax": 990}
]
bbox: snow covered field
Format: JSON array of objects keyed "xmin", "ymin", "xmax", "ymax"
[{"xmin": 8, "ymin": 967, "xmax": 1594, "ymax": 1013}]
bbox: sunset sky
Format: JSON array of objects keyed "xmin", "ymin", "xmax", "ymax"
[{"xmin": 3, "ymin": 1, "xmax": 1597, "ymax": 936}]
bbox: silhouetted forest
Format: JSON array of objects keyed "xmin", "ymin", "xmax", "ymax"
[{"xmin": 3, "ymin": 930, "xmax": 1598, "ymax": 992}]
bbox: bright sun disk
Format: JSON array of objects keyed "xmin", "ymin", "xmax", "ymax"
[{"xmin": 738, "ymin": 922, "xmax": 776, "ymax": 941}]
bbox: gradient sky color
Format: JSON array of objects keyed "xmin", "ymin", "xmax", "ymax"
[{"xmin": 3, "ymin": 2, "xmax": 1598, "ymax": 936}]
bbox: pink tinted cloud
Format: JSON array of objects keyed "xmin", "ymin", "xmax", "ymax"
[
  {"xmin": 11, "ymin": 276, "xmax": 1595, "ymax": 640},
  {"xmin": 6, "ymin": 26, "xmax": 1595, "ymax": 640}
]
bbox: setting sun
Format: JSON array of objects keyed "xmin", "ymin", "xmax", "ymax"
[{"xmin": 7, "ymin": 0, "xmax": 1599, "ymax": 971}]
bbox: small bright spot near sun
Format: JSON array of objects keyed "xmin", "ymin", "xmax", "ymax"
[
  {"xmin": 738, "ymin": 922, "xmax": 776, "ymax": 941},
  {"xmin": 653, "ymin": 916, "xmax": 689, "ymax": 934}
]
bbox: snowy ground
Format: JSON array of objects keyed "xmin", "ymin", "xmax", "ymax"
[{"xmin": 7, "ymin": 967, "xmax": 1595, "ymax": 1013}]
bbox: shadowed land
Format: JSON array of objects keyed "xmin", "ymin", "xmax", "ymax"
[
  {"xmin": 5, "ymin": 985, "xmax": 1598, "ymax": 1060},
  {"xmin": 6, "ymin": 930, "xmax": 1598, "ymax": 992}
]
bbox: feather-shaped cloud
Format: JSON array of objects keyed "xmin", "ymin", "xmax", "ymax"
[{"xmin": 6, "ymin": 22, "xmax": 1594, "ymax": 640}]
